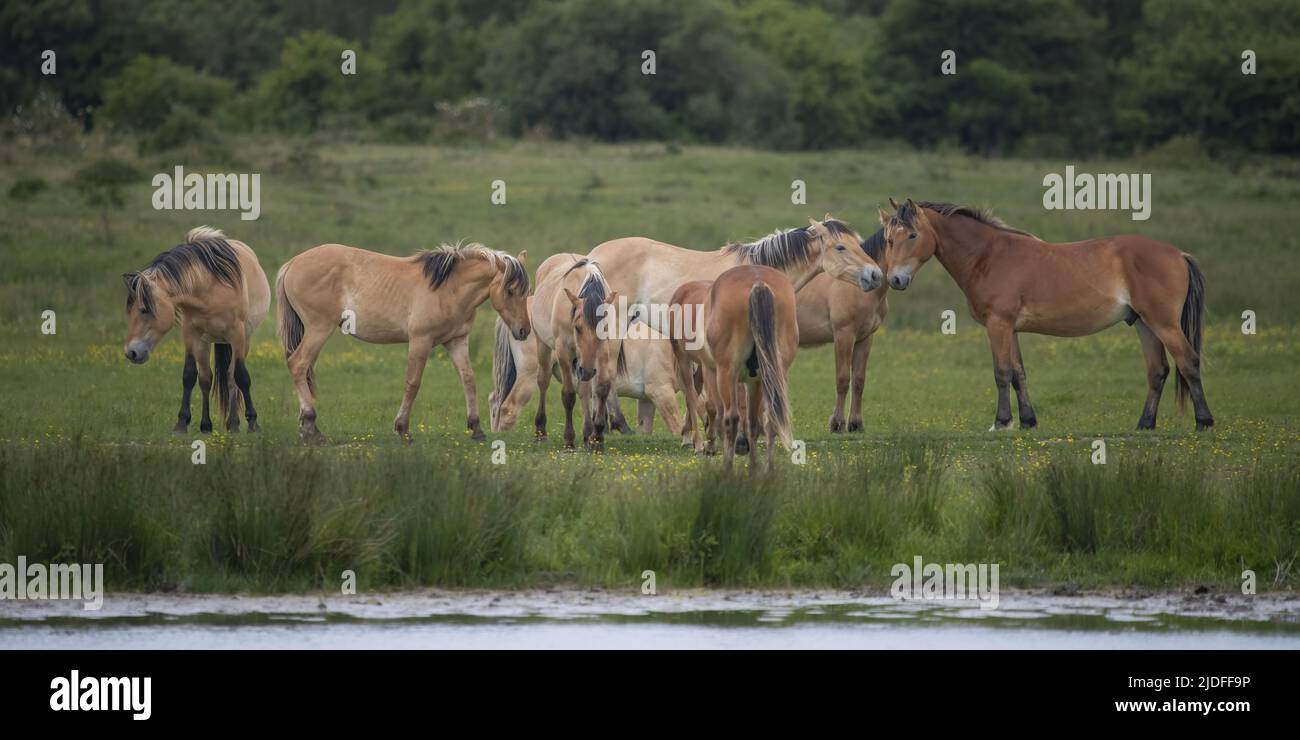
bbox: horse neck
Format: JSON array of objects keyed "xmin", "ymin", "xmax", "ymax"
[
  {"xmin": 157, "ymin": 271, "xmax": 221, "ymax": 313},
  {"xmin": 449, "ymin": 258, "xmax": 497, "ymax": 307},
  {"xmin": 930, "ymin": 214, "xmax": 999, "ymax": 294}
]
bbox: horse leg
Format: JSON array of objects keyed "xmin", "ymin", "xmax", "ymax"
[
  {"xmin": 194, "ymin": 342, "xmax": 214, "ymax": 434},
  {"xmin": 651, "ymin": 386, "xmax": 683, "ymax": 440},
  {"xmin": 847, "ymin": 333, "xmax": 874, "ymax": 432},
  {"xmin": 559, "ymin": 362, "xmax": 578, "ymax": 450},
  {"xmin": 746, "ymin": 382, "xmax": 762, "ymax": 472},
  {"xmin": 634, "ymin": 399, "xmax": 653, "ymax": 434},
  {"xmin": 445, "ymin": 334, "xmax": 485, "ymax": 441},
  {"xmin": 393, "ymin": 338, "xmax": 433, "ymax": 442},
  {"xmin": 174, "ymin": 350, "xmax": 198, "ymax": 433},
  {"xmin": 1147, "ymin": 320, "xmax": 1214, "ymax": 430},
  {"xmin": 534, "ymin": 342, "xmax": 553, "ymax": 440},
  {"xmin": 287, "ymin": 326, "xmax": 332, "ymax": 442},
  {"xmin": 715, "ymin": 363, "xmax": 739, "ymax": 470},
  {"xmin": 986, "ymin": 321, "xmax": 1016, "ymax": 431},
  {"xmin": 221, "ymin": 341, "xmax": 243, "ymax": 432},
  {"xmin": 610, "ymin": 399, "xmax": 635, "ymax": 434},
  {"xmin": 702, "ymin": 369, "xmax": 721, "ymax": 455},
  {"xmin": 578, "ymin": 379, "xmax": 593, "ymax": 442},
  {"xmin": 1133, "ymin": 320, "xmax": 1169, "ymax": 430},
  {"xmin": 234, "ymin": 354, "xmax": 258, "ymax": 432},
  {"xmin": 673, "ymin": 344, "xmax": 701, "ymax": 449},
  {"xmin": 828, "ymin": 328, "xmax": 854, "ymax": 432},
  {"xmin": 734, "ymin": 380, "xmax": 750, "ymax": 455},
  {"xmin": 1010, "ymin": 334, "xmax": 1037, "ymax": 429}
]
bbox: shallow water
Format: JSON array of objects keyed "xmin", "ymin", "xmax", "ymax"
[{"xmin": 2, "ymin": 590, "xmax": 1297, "ymax": 649}]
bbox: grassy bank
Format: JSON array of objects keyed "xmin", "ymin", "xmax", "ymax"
[
  {"xmin": 1, "ymin": 136, "xmax": 1298, "ymax": 592},
  {"xmin": 1, "ymin": 437, "xmax": 1297, "ymax": 592}
]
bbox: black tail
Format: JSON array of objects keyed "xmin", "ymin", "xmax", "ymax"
[
  {"xmin": 214, "ymin": 342, "xmax": 239, "ymax": 421},
  {"xmin": 1177, "ymin": 255, "xmax": 1205, "ymax": 410},
  {"xmin": 748, "ymin": 282, "xmax": 793, "ymax": 448},
  {"xmin": 490, "ymin": 316, "xmax": 516, "ymax": 429},
  {"xmin": 275, "ymin": 261, "xmax": 314, "ymax": 395}
]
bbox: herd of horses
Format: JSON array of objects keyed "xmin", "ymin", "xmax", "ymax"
[{"xmin": 121, "ymin": 200, "xmax": 1215, "ymax": 470}]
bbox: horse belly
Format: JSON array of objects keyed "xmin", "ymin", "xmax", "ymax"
[{"xmin": 1018, "ymin": 297, "xmax": 1129, "ymax": 337}]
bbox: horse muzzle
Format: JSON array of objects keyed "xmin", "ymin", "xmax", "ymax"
[
  {"xmin": 575, "ymin": 364, "xmax": 596, "ymax": 382},
  {"xmin": 888, "ymin": 271, "xmax": 912, "ymax": 291},
  {"xmin": 858, "ymin": 266, "xmax": 884, "ymax": 292},
  {"xmin": 514, "ymin": 326, "xmax": 531, "ymax": 341},
  {"xmin": 125, "ymin": 342, "xmax": 151, "ymax": 364}
]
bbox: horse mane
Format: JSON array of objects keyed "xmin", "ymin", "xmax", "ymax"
[
  {"xmin": 413, "ymin": 242, "xmax": 529, "ymax": 293},
  {"xmin": 725, "ymin": 219, "xmax": 855, "ymax": 269},
  {"xmin": 564, "ymin": 258, "xmax": 609, "ymax": 329},
  {"xmin": 125, "ymin": 226, "xmax": 241, "ymax": 311},
  {"xmin": 860, "ymin": 229, "xmax": 886, "ymax": 262},
  {"xmin": 894, "ymin": 201, "xmax": 1035, "ymax": 237}
]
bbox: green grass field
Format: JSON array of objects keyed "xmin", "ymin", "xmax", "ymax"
[{"xmin": 1, "ymin": 134, "xmax": 1298, "ymax": 592}]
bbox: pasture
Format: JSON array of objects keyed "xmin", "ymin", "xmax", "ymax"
[{"xmin": 1, "ymin": 135, "xmax": 1298, "ymax": 593}]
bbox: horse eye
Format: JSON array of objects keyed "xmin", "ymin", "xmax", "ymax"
[
  {"xmin": 835, "ymin": 245, "xmax": 846, "ymax": 251},
  {"xmin": 908, "ymin": 233, "xmax": 917, "ymax": 240}
]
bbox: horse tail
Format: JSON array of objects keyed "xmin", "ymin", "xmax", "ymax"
[
  {"xmin": 490, "ymin": 316, "xmax": 517, "ymax": 427},
  {"xmin": 276, "ymin": 260, "xmax": 313, "ymax": 395},
  {"xmin": 214, "ymin": 342, "xmax": 239, "ymax": 421},
  {"xmin": 1177, "ymin": 254, "xmax": 1206, "ymax": 411},
  {"xmin": 749, "ymin": 281, "xmax": 793, "ymax": 449}
]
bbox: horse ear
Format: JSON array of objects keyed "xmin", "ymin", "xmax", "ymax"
[
  {"xmin": 605, "ymin": 290, "xmax": 618, "ymax": 305},
  {"xmin": 889, "ymin": 197, "xmax": 901, "ymax": 210},
  {"xmin": 823, "ymin": 212, "xmax": 832, "ymax": 221},
  {"xmin": 878, "ymin": 208, "xmax": 891, "ymax": 227},
  {"xmin": 121, "ymin": 272, "xmax": 137, "ymax": 286},
  {"xmin": 516, "ymin": 250, "xmax": 528, "ymax": 265},
  {"xmin": 563, "ymin": 287, "xmax": 580, "ymax": 307}
]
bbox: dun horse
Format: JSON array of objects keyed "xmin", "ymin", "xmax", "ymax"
[
  {"xmin": 702, "ymin": 266, "xmax": 799, "ymax": 470},
  {"xmin": 795, "ymin": 230, "xmax": 889, "ymax": 432},
  {"xmin": 121, "ymin": 227, "xmax": 270, "ymax": 433},
  {"xmin": 490, "ymin": 314, "xmax": 684, "ymax": 439},
  {"xmin": 880, "ymin": 199, "xmax": 1213, "ymax": 431},
  {"xmin": 588, "ymin": 217, "xmax": 881, "ymax": 445},
  {"xmin": 492, "ymin": 254, "xmax": 623, "ymax": 448},
  {"xmin": 276, "ymin": 242, "xmax": 529, "ymax": 442}
]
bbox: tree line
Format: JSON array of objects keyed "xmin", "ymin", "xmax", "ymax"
[{"xmin": 2, "ymin": 0, "xmax": 1297, "ymax": 157}]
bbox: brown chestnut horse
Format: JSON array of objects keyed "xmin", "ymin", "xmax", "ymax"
[
  {"xmin": 121, "ymin": 227, "xmax": 270, "ymax": 433},
  {"xmin": 880, "ymin": 199, "xmax": 1213, "ymax": 431},
  {"xmin": 701, "ymin": 265, "xmax": 799, "ymax": 471},
  {"xmin": 276, "ymin": 242, "xmax": 530, "ymax": 442}
]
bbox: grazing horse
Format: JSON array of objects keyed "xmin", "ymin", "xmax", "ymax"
[
  {"xmin": 795, "ymin": 230, "xmax": 889, "ymax": 432},
  {"xmin": 276, "ymin": 242, "xmax": 529, "ymax": 442},
  {"xmin": 702, "ymin": 265, "xmax": 799, "ymax": 470},
  {"xmin": 495, "ymin": 253, "xmax": 622, "ymax": 448},
  {"xmin": 880, "ymin": 199, "xmax": 1213, "ymax": 431},
  {"xmin": 490, "ymin": 315, "xmax": 684, "ymax": 439},
  {"xmin": 121, "ymin": 226, "xmax": 270, "ymax": 433}
]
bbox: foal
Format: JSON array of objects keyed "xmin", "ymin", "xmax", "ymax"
[
  {"xmin": 276, "ymin": 242, "xmax": 529, "ymax": 442},
  {"xmin": 121, "ymin": 226, "xmax": 270, "ymax": 432},
  {"xmin": 881, "ymin": 199, "xmax": 1213, "ymax": 431}
]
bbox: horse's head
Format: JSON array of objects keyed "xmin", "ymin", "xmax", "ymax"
[
  {"xmin": 808, "ymin": 215, "xmax": 883, "ymax": 292},
  {"xmin": 879, "ymin": 198, "xmax": 937, "ymax": 291},
  {"xmin": 121, "ymin": 271, "xmax": 177, "ymax": 364},
  {"xmin": 490, "ymin": 250, "xmax": 531, "ymax": 341},
  {"xmin": 562, "ymin": 285, "xmax": 618, "ymax": 383}
]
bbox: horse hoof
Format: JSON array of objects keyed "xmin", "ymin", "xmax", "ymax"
[
  {"xmin": 1196, "ymin": 418, "xmax": 1214, "ymax": 432},
  {"xmin": 302, "ymin": 432, "xmax": 326, "ymax": 445},
  {"xmin": 1019, "ymin": 417, "xmax": 1037, "ymax": 429},
  {"xmin": 847, "ymin": 420, "xmax": 864, "ymax": 433},
  {"xmin": 735, "ymin": 437, "xmax": 750, "ymax": 455},
  {"xmin": 828, "ymin": 418, "xmax": 844, "ymax": 433},
  {"xmin": 246, "ymin": 421, "xmax": 260, "ymax": 432},
  {"xmin": 199, "ymin": 422, "xmax": 213, "ymax": 434},
  {"xmin": 988, "ymin": 421, "xmax": 1013, "ymax": 432},
  {"xmin": 172, "ymin": 424, "xmax": 188, "ymax": 435}
]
